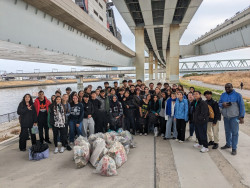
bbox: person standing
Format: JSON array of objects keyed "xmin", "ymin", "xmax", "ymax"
[
  {"xmin": 98, "ymin": 90, "xmax": 110, "ymax": 132},
  {"xmin": 219, "ymin": 83, "xmax": 245, "ymax": 155},
  {"xmin": 133, "ymin": 89, "xmax": 142, "ymax": 132},
  {"xmin": 240, "ymin": 82, "xmax": 243, "ymax": 90},
  {"xmin": 90, "ymin": 91, "xmax": 102, "ymax": 133},
  {"xmin": 48, "ymin": 96, "xmax": 67, "ymax": 153},
  {"xmin": 122, "ymin": 91, "xmax": 136, "ymax": 134},
  {"xmin": 159, "ymin": 92, "xmax": 168, "ymax": 137},
  {"xmin": 139, "ymin": 94, "xmax": 151, "ymax": 136},
  {"xmin": 193, "ymin": 91, "xmax": 209, "ymax": 153},
  {"xmin": 34, "ymin": 91, "xmax": 51, "ymax": 144},
  {"xmin": 204, "ymin": 91, "xmax": 221, "ymax": 149},
  {"xmin": 186, "ymin": 92, "xmax": 195, "ymax": 141},
  {"xmin": 164, "ymin": 93, "xmax": 177, "ymax": 140},
  {"xmin": 17, "ymin": 94, "xmax": 37, "ymax": 151},
  {"xmin": 148, "ymin": 95, "xmax": 161, "ymax": 136},
  {"xmin": 62, "ymin": 94, "xmax": 72, "ymax": 151},
  {"xmin": 109, "ymin": 95, "xmax": 123, "ymax": 131},
  {"xmin": 82, "ymin": 94, "xmax": 95, "ymax": 138},
  {"xmin": 174, "ymin": 91, "xmax": 189, "ymax": 143},
  {"xmin": 69, "ymin": 95, "xmax": 84, "ymax": 144}
]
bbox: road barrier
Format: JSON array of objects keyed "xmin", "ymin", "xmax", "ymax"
[{"xmin": 0, "ymin": 112, "xmax": 18, "ymax": 124}]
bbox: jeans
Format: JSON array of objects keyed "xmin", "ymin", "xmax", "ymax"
[
  {"xmin": 195, "ymin": 123, "xmax": 208, "ymax": 148},
  {"xmin": 224, "ymin": 117, "xmax": 239, "ymax": 150},
  {"xmin": 82, "ymin": 117, "xmax": 95, "ymax": 138},
  {"xmin": 69, "ymin": 120, "xmax": 83, "ymax": 142},
  {"xmin": 189, "ymin": 123, "xmax": 195, "ymax": 137},
  {"xmin": 165, "ymin": 116, "xmax": 177, "ymax": 139},
  {"xmin": 125, "ymin": 113, "xmax": 135, "ymax": 132},
  {"xmin": 176, "ymin": 119, "xmax": 186, "ymax": 141}
]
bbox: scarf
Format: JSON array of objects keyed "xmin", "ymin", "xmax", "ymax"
[
  {"xmin": 54, "ymin": 104, "xmax": 65, "ymax": 128},
  {"xmin": 166, "ymin": 98, "xmax": 176, "ymax": 116}
]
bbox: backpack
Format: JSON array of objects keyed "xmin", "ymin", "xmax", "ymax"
[{"xmin": 207, "ymin": 104, "xmax": 215, "ymax": 119}]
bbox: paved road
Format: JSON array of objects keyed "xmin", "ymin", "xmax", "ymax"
[
  {"xmin": 1, "ymin": 119, "xmax": 250, "ymax": 188},
  {"xmin": 189, "ymin": 80, "xmax": 250, "ymax": 98}
]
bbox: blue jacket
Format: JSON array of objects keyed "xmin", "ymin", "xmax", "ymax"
[
  {"xmin": 219, "ymin": 90, "xmax": 245, "ymax": 118},
  {"xmin": 174, "ymin": 98, "xmax": 188, "ymax": 121}
]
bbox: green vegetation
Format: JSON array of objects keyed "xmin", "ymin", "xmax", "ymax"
[
  {"xmin": 182, "ymin": 73, "xmax": 209, "ymax": 78},
  {"xmin": 180, "ymin": 80, "xmax": 250, "ymax": 114}
]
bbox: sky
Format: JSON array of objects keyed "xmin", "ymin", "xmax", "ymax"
[{"xmin": 0, "ymin": 0, "xmax": 250, "ymax": 73}]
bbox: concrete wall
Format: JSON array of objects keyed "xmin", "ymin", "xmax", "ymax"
[{"xmin": 88, "ymin": 0, "xmax": 107, "ymax": 29}]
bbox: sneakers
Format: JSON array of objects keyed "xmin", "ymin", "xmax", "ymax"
[
  {"xmin": 193, "ymin": 143, "xmax": 202, "ymax": 149},
  {"xmin": 186, "ymin": 136, "xmax": 193, "ymax": 141},
  {"xmin": 200, "ymin": 147, "xmax": 209, "ymax": 153},
  {"xmin": 144, "ymin": 133, "xmax": 148, "ymax": 136},
  {"xmin": 179, "ymin": 140, "xmax": 183, "ymax": 143},
  {"xmin": 221, "ymin": 145, "xmax": 232, "ymax": 150},
  {"xmin": 140, "ymin": 133, "xmax": 142, "ymax": 136},
  {"xmin": 54, "ymin": 147, "xmax": 59, "ymax": 154},
  {"xmin": 212, "ymin": 143, "xmax": 219, "ymax": 149},
  {"xmin": 232, "ymin": 149, "xmax": 237, "ymax": 155},
  {"xmin": 60, "ymin": 147, "xmax": 65, "ymax": 153},
  {"xmin": 208, "ymin": 141, "xmax": 214, "ymax": 146},
  {"xmin": 175, "ymin": 139, "xmax": 179, "ymax": 142}
]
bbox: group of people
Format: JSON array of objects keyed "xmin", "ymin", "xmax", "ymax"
[{"xmin": 17, "ymin": 79, "xmax": 245, "ymax": 155}]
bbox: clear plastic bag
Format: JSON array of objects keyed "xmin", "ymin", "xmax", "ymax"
[
  {"xmin": 95, "ymin": 155, "xmax": 118, "ymax": 176},
  {"xmin": 90, "ymin": 138, "xmax": 108, "ymax": 167},
  {"xmin": 31, "ymin": 126, "xmax": 38, "ymax": 134},
  {"xmin": 73, "ymin": 139, "xmax": 90, "ymax": 168},
  {"xmin": 74, "ymin": 135, "xmax": 88, "ymax": 146},
  {"xmin": 108, "ymin": 141, "xmax": 127, "ymax": 168}
]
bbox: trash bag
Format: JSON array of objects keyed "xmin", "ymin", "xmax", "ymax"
[
  {"xmin": 108, "ymin": 141, "xmax": 127, "ymax": 168},
  {"xmin": 88, "ymin": 133, "xmax": 104, "ymax": 150},
  {"xmin": 95, "ymin": 155, "xmax": 118, "ymax": 176},
  {"xmin": 103, "ymin": 133, "xmax": 115, "ymax": 148},
  {"xmin": 29, "ymin": 148, "xmax": 49, "ymax": 161},
  {"xmin": 90, "ymin": 138, "xmax": 108, "ymax": 167},
  {"xmin": 73, "ymin": 140, "xmax": 90, "ymax": 168},
  {"xmin": 29, "ymin": 142, "xmax": 49, "ymax": 158},
  {"xmin": 74, "ymin": 135, "xmax": 88, "ymax": 146}
]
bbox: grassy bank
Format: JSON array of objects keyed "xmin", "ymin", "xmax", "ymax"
[
  {"xmin": 183, "ymin": 71, "xmax": 250, "ymax": 90},
  {"xmin": 180, "ymin": 80, "xmax": 250, "ymax": 114}
]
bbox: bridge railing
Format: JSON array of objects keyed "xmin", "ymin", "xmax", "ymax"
[
  {"xmin": 0, "ymin": 112, "xmax": 19, "ymax": 124},
  {"xmin": 180, "ymin": 59, "xmax": 250, "ymax": 70}
]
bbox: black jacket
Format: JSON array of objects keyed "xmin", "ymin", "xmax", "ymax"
[
  {"xmin": 205, "ymin": 98, "xmax": 221, "ymax": 124},
  {"xmin": 133, "ymin": 95, "xmax": 142, "ymax": 109},
  {"xmin": 188, "ymin": 101, "xmax": 194, "ymax": 123},
  {"xmin": 82, "ymin": 100, "xmax": 94, "ymax": 118},
  {"xmin": 192, "ymin": 98, "xmax": 209, "ymax": 125},
  {"xmin": 90, "ymin": 99, "xmax": 101, "ymax": 116},
  {"xmin": 122, "ymin": 97, "xmax": 136, "ymax": 116},
  {"xmin": 17, "ymin": 103, "xmax": 37, "ymax": 128}
]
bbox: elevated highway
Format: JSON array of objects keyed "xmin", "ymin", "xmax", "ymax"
[
  {"xmin": 0, "ymin": 0, "xmax": 135, "ymax": 67},
  {"xmin": 190, "ymin": 6, "xmax": 250, "ymax": 55}
]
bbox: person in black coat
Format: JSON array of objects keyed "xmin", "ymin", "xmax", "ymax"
[
  {"xmin": 192, "ymin": 91, "xmax": 209, "ymax": 153},
  {"xmin": 122, "ymin": 91, "xmax": 136, "ymax": 134},
  {"xmin": 17, "ymin": 94, "xmax": 37, "ymax": 151}
]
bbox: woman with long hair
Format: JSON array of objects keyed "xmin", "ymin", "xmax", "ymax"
[
  {"xmin": 48, "ymin": 96, "xmax": 67, "ymax": 153},
  {"xmin": 69, "ymin": 95, "xmax": 84, "ymax": 144},
  {"xmin": 154, "ymin": 87, "xmax": 162, "ymax": 99},
  {"xmin": 78, "ymin": 90, "xmax": 84, "ymax": 103},
  {"xmin": 148, "ymin": 95, "xmax": 161, "ymax": 136},
  {"xmin": 17, "ymin": 94, "xmax": 37, "ymax": 151}
]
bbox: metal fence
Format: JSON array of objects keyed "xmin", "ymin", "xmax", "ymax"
[{"xmin": 0, "ymin": 112, "xmax": 19, "ymax": 124}]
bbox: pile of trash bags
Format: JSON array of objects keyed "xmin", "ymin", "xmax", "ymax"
[{"xmin": 73, "ymin": 129, "xmax": 135, "ymax": 176}]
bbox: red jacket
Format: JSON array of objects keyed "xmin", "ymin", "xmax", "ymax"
[{"xmin": 34, "ymin": 97, "xmax": 51, "ymax": 116}]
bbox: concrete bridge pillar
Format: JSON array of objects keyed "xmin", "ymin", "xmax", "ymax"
[
  {"xmin": 166, "ymin": 49, "xmax": 170, "ymax": 81},
  {"xmin": 154, "ymin": 58, "xmax": 158, "ymax": 80},
  {"xmin": 77, "ymin": 76, "xmax": 84, "ymax": 90},
  {"xmin": 169, "ymin": 25, "xmax": 180, "ymax": 83},
  {"xmin": 135, "ymin": 27, "xmax": 145, "ymax": 82},
  {"xmin": 149, "ymin": 51, "xmax": 154, "ymax": 80}
]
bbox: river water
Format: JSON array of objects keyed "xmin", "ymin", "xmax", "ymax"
[{"xmin": 0, "ymin": 81, "xmax": 116, "ymax": 115}]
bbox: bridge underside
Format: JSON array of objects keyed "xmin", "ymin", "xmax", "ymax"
[{"xmin": 0, "ymin": 0, "xmax": 134, "ymax": 67}]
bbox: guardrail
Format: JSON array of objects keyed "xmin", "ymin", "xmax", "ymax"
[{"xmin": 0, "ymin": 112, "xmax": 18, "ymax": 124}]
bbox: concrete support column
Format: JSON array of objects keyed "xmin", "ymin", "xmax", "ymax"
[
  {"xmin": 154, "ymin": 58, "xmax": 158, "ymax": 80},
  {"xmin": 77, "ymin": 75, "xmax": 84, "ymax": 90},
  {"xmin": 169, "ymin": 25, "xmax": 180, "ymax": 83},
  {"xmin": 119, "ymin": 74, "xmax": 125, "ymax": 86},
  {"xmin": 135, "ymin": 27, "xmax": 145, "ymax": 82},
  {"xmin": 166, "ymin": 49, "xmax": 170, "ymax": 82},
  {"xmin": 149, "ymin": 51, "xmax": 153, "ymax": 80}
]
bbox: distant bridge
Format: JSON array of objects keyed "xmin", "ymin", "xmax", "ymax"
[{"xmin": 2, "ymin": 59, "xmax": 250, "ymax": 79}]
